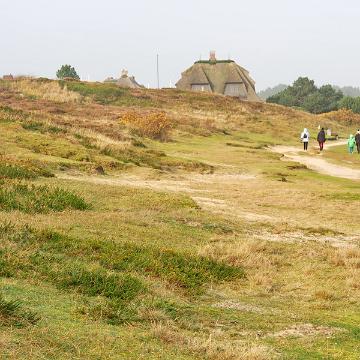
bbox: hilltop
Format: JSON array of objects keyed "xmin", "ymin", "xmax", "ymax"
[{"xmin": 0, "ymin": 78, "xmax": 359, "ymax": 360}]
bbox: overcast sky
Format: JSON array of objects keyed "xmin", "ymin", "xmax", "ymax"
[{"xmin": 1, "ymin": 0, "xmax": 359, "ymax": 91}]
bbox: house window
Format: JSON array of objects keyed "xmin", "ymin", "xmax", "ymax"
[
  {"xmin": 224, "ymin": 83, "xmax": 247, "ymax": 98},
  {"xmin": 191, "ymin": 84, "xmax": 211, "ymax": 92}
]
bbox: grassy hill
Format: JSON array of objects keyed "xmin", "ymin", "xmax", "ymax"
[{"xmin": 0, "ymin": 78, "xmax": 359, "ymax": 359}]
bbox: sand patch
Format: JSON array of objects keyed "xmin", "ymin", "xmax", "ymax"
[{"xmin": 270, "ymin": 323, "xmax": 343, "ymax": 338}]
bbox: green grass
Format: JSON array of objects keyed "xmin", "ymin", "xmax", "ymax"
[
  {"xmin": 0, "ymin": 223, "xmax": 243, "ymax": 294},
  {"xmin": 0, "ymin": 294, "xmax": 39, "ymax": 327},
  {"xmin": 0, "ymin": 223, "xmax": 244, "ymax": 326},
  {"xmin": 0, "ymin": 161, "xmax": 54, "ymax": 179},
  {"xmin": 59, "ymin": 266, "xmax": 145, "ymax": 301},
  {"xmin": 1, "ymin": 79, "xmax": 360, "ymax": 359},
  {"xmin": 21, "ymin": 120, "xmax": 66, "ymax": 134},
  {"xmin": 325, "ymin": 192, "xmax": 360, "ymax": 201},
  {"xmin": 102, "ymin": 244, "xmax": 244, "ymax": 293},
  {"xmin": 0, "ymin": 163, "xmax": 38, "ymax": 179},
  {"xmin": 0, "ymin": 184, "xmax": 90, "ymax": 213}
]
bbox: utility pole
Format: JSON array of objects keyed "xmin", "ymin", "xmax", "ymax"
[{"xmin": 156, "ymin": 54, "xmax": 160, "ymax": 89}]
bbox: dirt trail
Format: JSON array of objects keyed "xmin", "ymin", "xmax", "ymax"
[
  {"xmin": 271, "ymin": 140, "xmax": 360, "ymax": 181},
  {"xmin": 58, "ymin": 148, "xmax": 358, "ymax": 247}
]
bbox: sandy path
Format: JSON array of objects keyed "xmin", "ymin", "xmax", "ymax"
[{"xmin": 271, "ymin": 141, "xmax": 360, "ymax": 181}]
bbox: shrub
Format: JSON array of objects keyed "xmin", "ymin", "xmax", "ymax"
[
  {"xmin": 121, "ymin": 111, "xmax": 172, "ymax": 141},
  {"xmin": 0, "ymin": 184, "xmax": 90, "ymax": 213}
]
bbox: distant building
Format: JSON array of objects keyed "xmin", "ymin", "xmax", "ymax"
[
  {"xmin": 176, "ymin": 52, "xmax": 260, "ymax": 101},
  {"xmin": 2, "ymin": 74, "xmax": 14, "ymax": 80},
  {"xmin": 104, "ymin": 70, "xmax": 143, "ymax": 89}
]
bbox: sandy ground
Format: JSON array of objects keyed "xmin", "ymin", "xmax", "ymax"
[{"xmin": 271, "ymin": 140, "xmax": 360, "ymax": 181}]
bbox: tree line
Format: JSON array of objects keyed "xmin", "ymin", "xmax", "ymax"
[{"xmin": 265, "ymin": 77, "xmax": 360, "ymax": 114}]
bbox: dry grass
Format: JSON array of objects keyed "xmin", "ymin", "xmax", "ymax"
[
  {"xmin": 151, "ymin": 322, "xmax": 275, "ymax": 360},
  {"xmin": 321, "ymin": 108, "xmax": 360, "ymax": 126},
  {"xmin": 1, "ymin": 78, "xmax": 360, "ymax": 359},
  {"xmin": 8, "ymin": 79, "xmax": 82, "ymax": 103},
  {"xmin": 198, "ymin": 239, "xmax": 277, "ymax": 292},
  {"xmin": 327, "ymin": 246, "xmax": 360, "ymax": 290}
]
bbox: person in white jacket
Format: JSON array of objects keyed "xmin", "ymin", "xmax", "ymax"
[{"xmin": 300, "ymin": 128, "xmax": 310, "ymax": 151}]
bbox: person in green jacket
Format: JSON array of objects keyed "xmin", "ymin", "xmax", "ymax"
[{"xmin": 348, "ymin": 134, "xmax": 356, "ymax": 154}]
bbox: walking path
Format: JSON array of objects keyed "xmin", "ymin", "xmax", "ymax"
[{"xmin": 271, "ymin": 140, "xmax": 360, "ymax": 181}]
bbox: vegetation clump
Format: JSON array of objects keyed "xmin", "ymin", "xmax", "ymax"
[
  {"xmin": 59, "ymin": 266, "xmax": 146, "ymax": 302},
  {"xmin": 0, "ymin": 184, "xmax": 90, "ymax": 213},
  {"xmin": 0, "ymin": 295, "xmax": 40, "ymax": 327},
  {"xmin": 0, "ymin": 158, "xmax": 54, "ymax": 180},
  {"xmin": 103, "ymin": 244, "xmax": 244, "ymax": 294},
  {"xmin": 121, "ymin": 111, "xmax": 172, "ymax": 141}
]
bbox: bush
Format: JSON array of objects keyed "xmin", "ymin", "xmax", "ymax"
[
  {"xmin": 121, "ymin": 111, "xmax": 172, "ymax": 141},
  {"xmin": 0, "ymin": 184, "xmax": 90, "ymax": 213}
]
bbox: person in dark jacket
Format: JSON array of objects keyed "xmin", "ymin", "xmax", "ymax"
[
  {"xmin": 317, "ymin": 128, "xmax": 326, "ymax": 151},
  {"xmin": 355, "ymin": 129, "xmax": 360, "ymax": 154}
]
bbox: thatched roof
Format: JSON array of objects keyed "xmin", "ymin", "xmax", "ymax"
[
  {"xmin": 176, "ymin": 55, "xmax": 260, "ymax": 101},
  {"xmin": 117, "ymin": 75, "xmax": 142, "ymax": 89},
  {"xmin": 189, "ymin": 66, "xmax": 210, "ymax": 85},
  {"xmin": 104, "ymin": 70, "xmax": 143, "ymax": 89}
]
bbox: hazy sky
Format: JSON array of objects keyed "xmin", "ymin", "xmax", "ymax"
[{"xmin": 1, "ymin": 0, "xmax": 359, "ymax": 90}]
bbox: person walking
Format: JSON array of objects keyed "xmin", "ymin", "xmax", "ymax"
[
  {"xmin": 317, "ymin": 128, "xmax": 326, "ymax": 151},
  {"xmin": 348, "ymin": 134, "xmax": 356, "ymax": 154},
  {"xmin": 300, "ymin": 128, "xmax": 310, "ymax": 151},
  {"xmin": 355, "ymin": 129, "xmax": 360, "ymax": 154}
]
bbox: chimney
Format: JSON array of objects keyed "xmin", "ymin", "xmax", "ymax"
[{"xmin": 209, "ymin": 50, "xmax": 216, "ymax": 62}]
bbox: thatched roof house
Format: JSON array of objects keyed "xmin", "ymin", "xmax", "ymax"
[
  {"xmin": 104, "ymin": 70, "xmax": 143, "ymax": 89},
  {"xmin": 176, "ymin": 52, "xmax": 260, "ymax": 101}
]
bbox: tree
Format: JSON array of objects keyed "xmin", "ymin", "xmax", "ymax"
[
  {"xmin": 302, "ymin": 85, "xmax": 342, "ymax": 114},
  {"xmin": 56, "ymin": 65, "xmax": 80, "ymax": 80},
  {"xmin": 267, "ymin": 77, "xmax": 317, "ymax": 108},
  {"xmin": 288, "ymin": 77, "xmax": 317, "ymax": 106},
  {"xmin": 267, "ymin": 77, "xmax": 344, "ymax": 114},
  {"xmin": 338, "ymin": 96, "xmax": 360, "ymax": 114}
]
